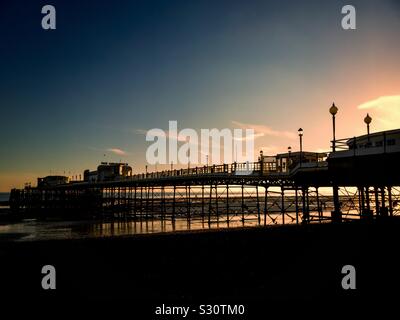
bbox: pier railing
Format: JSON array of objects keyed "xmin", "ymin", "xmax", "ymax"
[
  {"xmin": 100, "ymin": 158, "xmax": 330, "ymax": 183},
  {"xmin": 126, "ymin": 161, "xmax": 263, "ymax": 181},
  {"xmin": 331, "ymin": 130, "xmax": 400, "ymax": 158}
]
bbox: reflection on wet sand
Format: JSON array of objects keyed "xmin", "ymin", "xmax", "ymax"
[{"xmin": 0, "ymin": 211, "xmax": 334, "ymax": 242}]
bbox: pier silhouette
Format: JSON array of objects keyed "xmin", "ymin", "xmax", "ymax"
[{"xmin": 8, "ymin": 128, "xmax": 400, "ymax": 227}]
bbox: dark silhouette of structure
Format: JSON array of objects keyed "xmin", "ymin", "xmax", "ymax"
[{"xmin": 8, "ymin": 128, "xmax": 400, "ymax": 226}]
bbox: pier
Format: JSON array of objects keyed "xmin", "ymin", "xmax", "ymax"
[{"xmin": 8, "ymin": 129, "xmax": 400, "ymax": 226}]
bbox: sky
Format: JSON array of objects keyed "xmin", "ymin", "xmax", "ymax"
[{"xmin": 1, "ymin": 0, "xmax": 400, "ymax": 191}]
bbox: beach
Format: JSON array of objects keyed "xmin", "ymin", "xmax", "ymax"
[{"xmin": 1, "ymin": 218, "xmax": 399, "ymax": 311}]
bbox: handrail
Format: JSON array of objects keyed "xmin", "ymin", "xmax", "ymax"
[
  {"xmin": 128, "ymin": 161, "xmax": 262, "ymax": 180},
  {"xmin": 331, "ymin": 130, "xmax": 398, "ymax": 153}
]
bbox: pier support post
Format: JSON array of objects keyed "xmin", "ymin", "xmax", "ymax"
[
  {"xmin": 226, "ymin": 184, "xmax": 229, "ymax": 225},
  {"xmin": 208, "ymin": 184, "xmax": 212, "ymax": 225},
  {"xmin": 302, "ymin": 186, "xmax": 309, "ymax": 224},
  {"xmin": 241, "ymin": 183, "xmax": 245, "ymax": 225},
  {"xmin": 215, "ymin": 184, "xmax": 219, "ymax": 224},
  {"xmin": 172, "ymin": 185, "xmax": 176, "ymax": 221},
  {"xmin": 331, "ymin": 184, "xmax": 342, "ymax": 223},
  {"xmin": 295, "ymin": 187, "xmax": 299, "ymax": 224},
  {"xmin": 256, "ymin": 185, "xmax": 260, "ymax": 225},
  {"xmin": 281, "ymin": 186, "xmax": 285, "ymax": 225},
  {"xmin": 374, "ymin": 187, "xmax": 380, "ymax": 216},
  {"xmin": 380, "ymin": 186, "xmax": 388, "ymax": 217},
  {"xmin": 201, "ymin": 184, "xmax": 205, "ymax": 222},
  {"xmin": 264, "ymin": 186, "xmax": 268, "ymax": 226},
  {"xmin": 388, "ymin": 186, "xmax": 393, "ymax": 217},
  {"xmin": 187, "ymin": 185, "xmax": 191, "ymax": 223}
]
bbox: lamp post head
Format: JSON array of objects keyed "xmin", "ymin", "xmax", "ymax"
[
  {"xmin": 364, "ymin": 113, "xmax": 372, "ymax": 125},
  {"xmin": 288, "ymin": 146, "xmax": 292, "ymax": 152},
  {"xmin": 329, "ymin": 103, "xmax": 338, "ymax": 116},
  {"xmin": 298, "ymin": 128, "xmax": 303, "ymax": 137}
]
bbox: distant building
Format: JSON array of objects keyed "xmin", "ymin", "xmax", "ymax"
[
  {"xmin": 84, "ymin": 170, "xmax": 98, "ymax": 183},
  {"xmin": 84, "ymin": 162, "xmax": 133, "ymax": 182},
  {"xmin": 37, "ymin": 175, "xmax": 69, "ymax": 187},
  {"xmin": 258, "ymin": 150, "xmax": 327, "ymax": 173}
]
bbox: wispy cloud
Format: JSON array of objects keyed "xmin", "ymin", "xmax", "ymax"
[
  {"xmin": 138, "ymin": 127, "xmax": 262, "ymax": 145},
  {"xmin": 357, "ymin": 95, "xmax": 400, "ymax": 130},
  {"xmin": 358, "ymin": 95, "xmax": 400, "ymax": 110},
  {"xmin": 232, "ymin": 132, "xmax": 264, "ymax": 141},
  {"xmin": 232, "ymin": 121, "xmax": 296, "ymax": 139},
  {"xmin": 106, "ymin": 148, "xmax": 127, "ymax": 156},
  {"xmin": 89, "ymin": 146, "xmax": 128, "ymax": 156}
]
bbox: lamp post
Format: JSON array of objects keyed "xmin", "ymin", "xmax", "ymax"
[
  {"xmin": 329, "ymin": 102, "xmax": 338, "ymax": 152},
  {"xmin": 329, "ymin": 103, "xmax": 342, "ymax": 223},
  {"xmin": 288, "ymin": 146, "xmax": 292, "ymax": 171},
  {"xmin": 364, "ymin": 113, "xmax": 372, "ymax": 142},
  {"xmin": 298, "ymin": 128, "xmax": 303, "ymax": 166}
]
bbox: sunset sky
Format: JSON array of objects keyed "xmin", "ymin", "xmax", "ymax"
[{"xmin": 1, "ymin": 0, "xmax": 400, "ymax": 191}]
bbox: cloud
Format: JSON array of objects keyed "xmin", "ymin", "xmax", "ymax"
[
  {"xmin": 232, "ymin": 120, "xmax": 296, "ymax": 139},
  {"xmin": 357, "ymin": 95, "xmax": 400, "ymax": 130},
  {"xmin": 232, "ymin": 121, "xmax": 296, "ymax": 139},
  {"xmin": 106, "ymin": 148, "xmax": 127, "ymax": 156},
  {"xmin": 233, "ymin": 132, "xmax": 265, "ymax": 141},
  {"xmin": 357, "ymin": 95, "xmax": 400, "ymax": 110},
  {"xmin": 89, "ymin": 146, "xmax": 128, "ymax": 156}
]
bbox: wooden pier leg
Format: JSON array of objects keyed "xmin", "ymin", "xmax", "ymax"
[
  {"xmin": 127, "ymin": 187, "xmax": 131, "ymax": 216},
  {"xmin": 315, "ymin": 187, "xmax": 321, "ymax": 222},
  {"xmin": 388, "ymin": 186, "xmax": 393, "ymax": 217},
  {"xmin": 256, "ymin": 185, "xmax": 260, "ymax": 225},
  {"xmin": 118, "ymin": 187, "xmax": 121, "ymax": 208},
  {"xmin": 208, "ymin": 184, "xmax": 212, "ymax": 226},
  {"xmin": 151, "ymin": 186, "xmax": 154, "ymax": 217},
  {"xmin": 302, "ymin": 187, "xmax": 308, "ymax": 223},
  {"xmin": 306, "ymin": 187, "xmax": 310, "ymax": 221},
  {"xmin": 365, "ymin": 186, "xmax": 371, "ymax": 215},
  {"xmin": 359, "ymin": 186, "xmax": 365, "ymax": 217},
  {"xmin": 187, "ymin": 185, "xmax": 191, "ymax": 224},
  {"xmin": 380, "ymin": 186, "xmax": 387, "ymax": 216},
  {"xmin": 281, "ymin": 186, "xmax": 285, "ymax": 225},
  {"xmin": 133, "ymin": 186, "xmax": 137, "ymax": 219},
  {"xmin": 124, "ymin": 187, "xmax": 128, "ymax": 217},
  {"xmin": 374, "ymin": 187, "xmax": 380, "ymax": 216},
  {"xmin": 201, "ymin": 184, "xmax": 205, "ymax": 223},
  {"xmin": 215, "ymin": 184, "xmax": 219, "ymax": 224},
  {"xmin": 295, "ymin": 187, "xmax": 299, "ymax": 224},
  {"xmin": 146, "ymin": 186, "xmax": 150, "ymax": 219},
  {"xmin": 264, "ymin": 186, "xmax": 268, "ymax": 226},
  {"xmin": 140, "ymin": 186, "xmax": 143, "ymax": 219},
  {"xmin": 172, "ymin": 185, "xmax": 176, "ymax": 222},
  {"xmin": 123, "ymin": 187, "xmax": 126, "ymax": 214},
  {"xmin": 226, "ymin": 184, "xmax": 229, "ymax": 226},
  {"xmin": 241, "ymin": 183, "xmax": 245, "ymax": 225},
  {"xmin": 161, "ymin": 185, "xmax": 165, "ymax": 221}
]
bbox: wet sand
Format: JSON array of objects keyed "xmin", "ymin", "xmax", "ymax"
[{"xmin": 0, "ymin": 218, "xmax": 399, "ymax": 314}]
